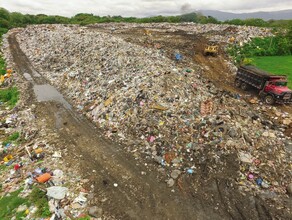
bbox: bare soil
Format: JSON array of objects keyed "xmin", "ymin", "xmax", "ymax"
[{"xmin": 7, "ymin": 28, "xmax": 292, "ymax": 220}]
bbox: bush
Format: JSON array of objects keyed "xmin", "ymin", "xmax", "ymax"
[
  {"xmin": 0, "ymin": 56, "xmax": 6, "ymax": 75},
  {"xmin": 228, "ymin": 35, "xmax": 292, "ymax": 64},
  {"xmin": 0, "ymin": 87, "xmax": 19, "ymax": 108},
  {"xmin": 0, "ymin": 27, "xmax": 8, "ymax": 37}
]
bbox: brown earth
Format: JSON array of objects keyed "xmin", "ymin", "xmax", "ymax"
[{"xmin": 7, "ymin": 27, "xmax": 292, "ymax": 220}]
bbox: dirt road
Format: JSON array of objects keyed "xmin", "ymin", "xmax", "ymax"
[{"xmin": 8, "ymin": 31, "xmax": 291, "ymax": 220}]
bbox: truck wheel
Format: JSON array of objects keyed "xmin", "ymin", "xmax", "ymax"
[
  {"xmin": 240, "ymin": 82, "xmax": 248, "ymax": 90},
  {"xmin": 235, "ymin": 80, "xmax": 241, "ymax": 88},
  {"xmin": 264, "ymin": 95, "xmax": 275, "ymax": 105}
]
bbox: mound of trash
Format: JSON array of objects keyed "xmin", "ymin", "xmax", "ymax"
[{"xmin": 13, "ymin": 24, "xmax": 291, "ymax": 195}]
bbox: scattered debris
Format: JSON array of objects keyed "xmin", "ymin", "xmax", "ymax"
[{"xmin": 0, "ymin": 22, "xmax": 291, "ymax": 219}]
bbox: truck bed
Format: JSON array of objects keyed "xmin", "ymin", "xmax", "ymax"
[
  {"xmin": 240, "ymin": 65, "xmax": 271, "ymax": 77},
  {"xmin": 236, "ymin": 65, "xmax": 268, "ymax": 89}
]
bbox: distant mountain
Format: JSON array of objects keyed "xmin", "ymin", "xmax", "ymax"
[{"xmin": 199, "ymin": 9, "xmax": 292, "ymax": 21}]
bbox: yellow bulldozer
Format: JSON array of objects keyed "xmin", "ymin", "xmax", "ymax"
[
  {"xmin": 203, "ymin": 45, "xmax": 219, "ymax": 56},
  {"xmin": 143, "ymin": 29, "xmax": 152, "ymax": 36}
]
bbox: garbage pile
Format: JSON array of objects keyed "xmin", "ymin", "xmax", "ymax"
[
  {"xmin": 9, "ymin": 24, "xmax": 292, "ymax": 196},
  {"xmin": 0, "ymin": 41, "xmax": 97, "ymax": 219},
  {"xmin": 90, "ymin": 22, "xmax": 273, "ymax": 44},
  {"xmin": 0, "ymin": 107, "xmax": 94, "ymax": 218}
]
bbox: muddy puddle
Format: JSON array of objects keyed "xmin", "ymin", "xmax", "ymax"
[
  {"xmin": 23, "ymin": 72, "xmax": 33, "ymax": 81},
  {"xmin": 33, "ymin": 84, "xmax": 71, "ymax": 109}
]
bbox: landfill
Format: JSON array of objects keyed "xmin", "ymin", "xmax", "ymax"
[
  {"xmin": 88, "ymin": 22, "xmax": 273, "ymax": 44},
  {"xmin": 1, "ymin": 22, "xmax": 291, "ymax": 218},
  {"xmin": 0, "ymin": 99, "xmax": 96, "ymax": 218},
  {"xmin": 0, "ymin": 33, "xmax": 107, "ymax": 219}
]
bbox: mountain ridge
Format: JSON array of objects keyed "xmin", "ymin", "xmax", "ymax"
[{"xmin": 199, "ymin": 9, "xmax": 292, "ymax": 21}]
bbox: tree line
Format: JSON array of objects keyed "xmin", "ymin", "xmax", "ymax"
[
  {"xmin": 0, "ymin": 8, "xmax": 222, "ymax": 30},
  {"xmin": 1, "ymin": 7, "xmax": 292, "ymax": 58},
  {"xmin": 1, "ymin": 7, "xmax": 291, "ymax": 31}
]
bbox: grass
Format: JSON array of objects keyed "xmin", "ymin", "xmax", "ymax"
[
  {"xmin": 0, "ymin": 56, "xmax": 6, "ymax": 75},
  {"xmin": 0, "ymin": 189, "xmax": 29, "ymax": 220},
  {"xmin": 28, "ymin": 187, "xmax": 51, "ymax": 218},
  {"xmin": 0, "ymin": 87, "xmax": 19, "ymax": 108},
  {"xmin": 78, "ymin": 216, "xmax": 91, "ymax": 220},
  {"xmin": 251, "ymin": 56, "xmax": 292, "ymax": 88},
  {"xmin": 0, "ymin": 187, "xmax": 51, "ymax": 219},
  {"xmin": 2, "ymin": 132, "xmax": 20, "ymax": 146},
  {"xmin": 0, "ymin": 164, "xmax": 8, "ymax": 178}
]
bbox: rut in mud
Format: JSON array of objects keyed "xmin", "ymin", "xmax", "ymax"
[{"xmin": 7, "ymin": 28, "xmax": 291, "ymax": 220}]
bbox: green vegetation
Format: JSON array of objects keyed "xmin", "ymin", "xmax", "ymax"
[
  {"xmin": 28, "ymin": 187, "xmax": 51, "ymax": 218},
  {"xmin": 0, "ymin": 164, "xmax": 8, "ymax": 171},
  {"xmin": 224, "ymin": 18, "xmax": 268, "ymax": 27},
  {"xmin": 0, "ymin": 87, "xmax": 19, "ymax": 108},
  {"xmin": 0, "ymin": 187, "xmax": 51, "ymax": 219},
  {"xmin": 0, "ymin": 189, "xmax": 29, "ymax": 220},
  {"xmin": 0, "ymin": 28, "xmax": 8, "ymax": 38},
  {"xmin": 2, "ymin": 132, "xmax": 20, "ymax": 146},
  {"xmin": 251, "ymin": 56, "xmax": 292, "ymax": 88},
  {"xmin": 240, "ymin": 36, "xmax": 291, "ymax": 56},
  {"xmin": 78, "ymin": 216, "xmax": 91, "ymax": 220},
  {"xmin": 1, "ymin": 6, "xmax": 292, "ymax": 29},
  {"xmin": 228, "ymin": 32, "xmax": 292, "ymax": 62},
  {"xmin": 0, "ymin": 56, "xmax": 6, "ymax": 75},
  {"xmin": 0, "ymin": 7, "xmax": 220, "ymax": 28},
  {"xmin": 224, "ymin": 18, "xmax": 292, "ymax": 28},
  {"xmin": 227, "ymin": 25, "xmax": 292, "ymax": 65}
]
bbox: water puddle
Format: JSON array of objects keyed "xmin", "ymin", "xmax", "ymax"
[
  {"xmin": 54, "ymin": 111, "xmax": 63, "ymax": 129},
  {"xmin": 23, "ymin": 72, "xmax": 33, "ymax": 81},
  {"xmin": 32, "ymin": 70, "xmax": 41, "ymax": 77},
  {"xmin": 33, "ymin": 84, "xmax": 71, "ymax": 109}
]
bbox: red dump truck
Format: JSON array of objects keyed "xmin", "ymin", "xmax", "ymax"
[{"xmin": 235, "ymin": 65, "xmax": 292, "ymax": 104}]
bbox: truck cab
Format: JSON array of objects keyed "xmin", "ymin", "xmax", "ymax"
[{"xmin": 261, "ymin": 78, "xmax": 292, "ymax": 104}]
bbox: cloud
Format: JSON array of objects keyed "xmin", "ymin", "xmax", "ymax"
[{"xmin": 0, "ymin": 0, "xmax": 291, "ymax": 17}]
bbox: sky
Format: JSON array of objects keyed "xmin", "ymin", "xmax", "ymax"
[{"xmin": 1, "ymin": 0, "xmax": 292, "ymax": 17}]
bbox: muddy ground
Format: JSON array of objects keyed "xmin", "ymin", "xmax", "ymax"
[{"xmin": 7, "ymin": 26, "xmax": 292, "ymax": 220}]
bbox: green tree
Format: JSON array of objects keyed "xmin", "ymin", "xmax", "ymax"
[
  {"xmin": 0, "ymin": 8, "xmax": 10, "ymax": 20},
  {"xmin": 206, "ymin": 16, "xmax": 220, "ymax": 24},
  {"xmin": 10, "ymin": 12, "xmax": 26, "ymax": 27},
  {"xmin": 0, "ymin": 18, "xmax": 10, "ymax": 28},
  {"xmin": 245, "ymin": 18, "xmax": 267, "ymax": 27},
  {"xmin": 225, "ymin": 19, "xmax": 244, "ymax": 26},
  {"xmin": 180, "ymin": 12, "xmax": 198, "ymax": 22},
  {"xmin": 0, "ymin": 27, "xmax": 8, "ymax": 36}
]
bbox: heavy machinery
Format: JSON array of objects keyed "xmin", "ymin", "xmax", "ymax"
[
  {"xmin": 203, "ymin": 45, "xmax": 218, "ymax": 56},
  {"xmin": 143, "ymin": 29, "xmax": 152, "ymax": 36},
  {"xmin": 235, "ymin": 65, "xmax": 292, "ymax": 104}
]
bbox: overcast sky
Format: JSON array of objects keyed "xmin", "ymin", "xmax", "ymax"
[{"xmin": 1, "ymin": 0, "xmax": 292, "ymax": 17}]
